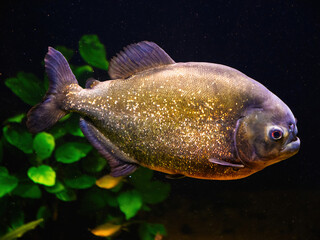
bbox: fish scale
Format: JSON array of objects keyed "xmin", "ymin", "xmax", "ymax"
[
  {"xmin": 63, "ymin": 63, "xmax": 257, "ymax": 178},
  {"xmin": 27, "ymin": 42, "xmax": 300, "ymax": 180}
]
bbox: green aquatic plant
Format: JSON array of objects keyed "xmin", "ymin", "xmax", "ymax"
[
  {"xmin": 0, "ymin": 219, "xmax": 44, "ymax": 240},
  {"xmin": 0, "ymin": 35, "xmax": 169, "ymax": 239}
]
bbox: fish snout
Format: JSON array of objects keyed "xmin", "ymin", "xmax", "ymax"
[
  {"xmin": 284, "ymin": 137, "xmax": 300, "ymax": 155},
  {"xmin": 281, "ymin": 125, "xmax": 300, "ymax": 155},
  {"xmin": 288, "ymin": 131, "xmax": 298, "ymax": 143},
  {"xmin": 287, "ymin": 123, "xmax": 299, "ymax": 143}
]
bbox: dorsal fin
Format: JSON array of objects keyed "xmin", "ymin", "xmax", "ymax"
[{"xmin": 108, "ymin": 41, "xmax": 175, "ymax": 79}]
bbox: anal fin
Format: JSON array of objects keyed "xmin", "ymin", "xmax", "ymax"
[{"xmin": 79, "ymin": 118, "xmax": 138, "ymax": 177}]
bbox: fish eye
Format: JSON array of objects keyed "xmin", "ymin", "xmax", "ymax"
[{"xmin": 269, "ymin": 127, "xmax": 283, "ymax": 141}]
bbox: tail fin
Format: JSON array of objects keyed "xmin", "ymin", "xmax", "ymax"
[{"xmin": 27, "ymin": 47, "xmax": 78, "ymax": 133}]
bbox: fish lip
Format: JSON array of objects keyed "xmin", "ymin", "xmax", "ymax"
[{"xmin": 280, "ymin": 137, "xmax": 300, "ymax": 154}]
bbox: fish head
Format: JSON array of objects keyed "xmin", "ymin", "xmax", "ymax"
[{"xmin": 235, "ymin": 103, "xmax": 300, "ymax": 169}]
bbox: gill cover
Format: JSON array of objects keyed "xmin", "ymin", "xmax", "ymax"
[{"xmin": 235, "ymin": 109, "xmax": 279, "ymax": 168}]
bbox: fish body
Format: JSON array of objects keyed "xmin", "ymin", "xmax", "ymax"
[{"xmin": 27, "ymin": 42, "xmax": 300, "ymax": 180}]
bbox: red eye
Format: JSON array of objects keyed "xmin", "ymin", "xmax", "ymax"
[{"xmin": 270, "ymin": 128, "xmax": 283, "ymax": 140}]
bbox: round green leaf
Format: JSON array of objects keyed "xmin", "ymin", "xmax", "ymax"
[
  {"xmin": 65, "ymin": 113, "xmax": 84, "ymax": 137},
  {"xmin": 109, "ymin": 182, "xmax": 123, "ymax": 193},
  {"xmin": 66, "ymin": 121, "xmax": 84, "ymax": 137},
  {"xmin": 64, "ymin": 174, "xmax": 96, "ymax": 189},
  {"xmin": 73, "ymin": 65, "xmax": 94, "ymax": 82},
  {"xmin": 37, "ymin": 206, "xmax": 51, "ymax": 227},
  {"xmin": 129, "ymin": 167, "xmax": 153, "ymax": 188},
  {"xmin": 27, "ymin": 165, "xmax": 56, "ymax": 186},
  {"xmin": 59, "ymin": 113, "xmax": 72, "ymax": 122},
  {"xmin": 55, "ymin": 188, "xmax": 77, "ymax": 202},
  {"xmin": 138, "ymin": 180, "xmax": 171, "ymax": 204},
  {"xmin": 139, "ymin": 223, "xmax": 167, "ymax": 240},
  {"xmin": 33, "ymin": 132, "xmax": 55, "ymax": 160},
  {"xmin": 5, "ymin": 72, "xmax": 46, "ymax": 105},
  {"xmin": 0, "ymin": 167, "xmax": 18, "ymax": 197},
  {"xmin": 6, "ymin": 113, "xmax": 26, "ymax": 123},
  {"xmin": 44, "ymin": 181, "xmax": 65, "ymax": 193},
  {"xmin": 117, "ymin": 190, "xmax": 142, "ymax": 220},
  {"xmin": 55, "ymin": 142, "xmax": 92, "ymax": 163},
  {"xmin": 3, "ymin": 125, "xmax": 33, "ymax": 154},
  {"xmin": 79, "ymin": 35, "xmax": 109, "ymax": 70},
  {"xmin": 129, "ymin": 168, "xmax": 170, "ymax": 204},
  {"xmin": 81, "ymin": 187, "xmax": 118, "ymax": 209},
  {"xmin": 49, "ymin": 125, "xmax": 67, "ymax": 140},
  {"xmin": 80, "ymin": 188, "xmax": 110, "ymax": 213},
  {"xmin": 0, "ymin": 167, "xmax": 8, "ymax": 175},
  {"xmin": 12, "ymin": 183, "xmax": 42, "ymax": 199},
  {"xmin": 82, "ymin": 155, "xmax": 106, "ymax": 173}
]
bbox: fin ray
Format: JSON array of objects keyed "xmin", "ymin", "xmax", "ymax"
[
  {"xmin": 79, "ymin": 118, "xmax": 138, "ymax": 177},
  {"xmin": 209, "ymin": 158, "xmax": 244, "ymax": 168},
  {"xmin": 27, "ymin": 47, "xmax": 79, "ymax": 133},
  {"xmin": 45, "ymin": 47, "xmax": 77, "ymax": 94},
  {"xmin": 108, "ymin": 41, "xmax": 175, "ymax": 79}
]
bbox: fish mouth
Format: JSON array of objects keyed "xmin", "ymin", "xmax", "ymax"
[{"xmin": 280, "ymin": 137, "xmax": 300, "ymax": 156}]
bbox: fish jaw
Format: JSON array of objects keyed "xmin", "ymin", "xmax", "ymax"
[
  {"xmin": 250, "ymin": 136, "xmax": 300, "ymax": 169},
  {"xmin": 280, "ymin": 137, "xmax": 300, "ymax": 158}
]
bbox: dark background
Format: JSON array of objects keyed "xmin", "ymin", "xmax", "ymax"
[{"xmin": 0, "ymin": 0, "xmax": 319, "ymax": 239}]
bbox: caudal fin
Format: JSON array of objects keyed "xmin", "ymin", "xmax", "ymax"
[{"xmin": 27, "ymin": 47, "xmax": 78, "ymax": 133}]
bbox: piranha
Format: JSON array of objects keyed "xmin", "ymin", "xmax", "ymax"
[{"xmin": 27, "ymin": 41, "xmax": 300, "ymax": 180}]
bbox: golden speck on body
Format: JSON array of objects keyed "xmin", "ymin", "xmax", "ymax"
[{"xmin": 63, "ymin": 63, "xmax": 265, "ymax": 179}]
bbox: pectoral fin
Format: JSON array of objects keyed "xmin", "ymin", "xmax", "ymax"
[
  {"xmin": 79, "ymin": 118, "xmax": 138, "ymax": 177},
  {"xmin": 209, "ymin": 158, "xmax": 244, "ymax": 168}
]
